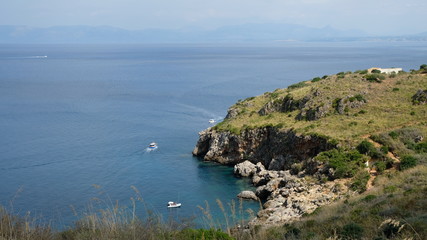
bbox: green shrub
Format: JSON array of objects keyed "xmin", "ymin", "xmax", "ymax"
[
  {"xmin": 363, "ymin": 194, "xmax": 377, "ymax": 202},
  {"xmin": 315, "ymin": 149, "xmax": 367, "ymax": 179},
  {"xmin": 388, "ymin": 131, "xmax": 399, "ymax": 139},
  {"xmin": 380, "ymin": 146, "xmax": 389, "ymax": 154},
  {"xmin": 392, "ymin": 87, "xmax": 400, "ymax": 92},
  {"xmin": 357, "ymin": 140, "xmax": 382, "ymax": 158},
  {"xmin": 312, "ymin": 77, "xmax": 321, "ymax": 82},
  {"xmin": 400, "ymin": 155, "xmax": 417, "ymax": 170},
  {"xmin": 365, "ymin": 74, "xmax": 385, "ymax": 83},
  {"xmin": 371, "ymin": 69, "xmax": 381, "ymax": 74},
  {"xmin": 354, "ymin": 94, "xmax": 366, "ymax": 102},
  {"xmin": 340, "ymin": 222, "xmax": 364, "ymax": 239},
  {"xmin": 415, "ymin": 142, "xmax": 427, "ymax": 153},
  {"xmin": 351, "ymin": 170, "xmax": 370, "ymax": 193},
  {"xmin": 288, "ymin": 82, "xmax": 307, "ymax": 90},
  {"xmin": 375, "ymin": 161, "xmax": 387, "ymax": 173}
]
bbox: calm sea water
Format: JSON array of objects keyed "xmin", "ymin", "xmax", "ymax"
[{"xmin": 1, "ymin": 42, "xmax": 426, "ymax": 228}]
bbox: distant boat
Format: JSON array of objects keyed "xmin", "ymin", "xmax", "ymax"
[
  {"xmin": 148, "ymin": 142, "xmax": 158, "ymax": 150},
  {"xmin": 209, "ymin": 119, "xmax": 215, "ymax": 124},
  {"xmin": 167, "ymin": 201, "xmax": 181, "ymax": 208}
]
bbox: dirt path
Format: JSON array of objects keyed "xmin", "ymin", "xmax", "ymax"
[{"xmin": 361, "ymin": 135, "xmax": 400, "ymax": 191}]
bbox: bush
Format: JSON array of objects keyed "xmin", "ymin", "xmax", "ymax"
[
  {"xmin": 415, "ymin": 142, "xmax": 427, "ymax": 153},
  {"xmin": 312, "ymin": 77, "xmax": 321, "ymax": 82},
  {"xmin": 375, "ymin": 161, "xmax": 387, "ymax": 173},
  {"xmin": 315, "ymin": 149, "xmax": 367, "ymax": 179},
  {"xmin": 288, "ymin": 82, "xmax": 307, "ymax": 90},
  {"xmin": 365, "ymin": 74, "xmax": 385, "ymax": 83},
  {"xmin": 354, "ymin": 94, "xmax": 366, "ymax": 102},
  {"xmin": 400, "ymin": 155, "xmax": 417, "ymax": 170},
  {"xmin": 351, "ymin": 170, "xmax": 370, "ymax": 193},
  {"xmin": 388, "ymin": 131, "xmax": 399, "ymax": 139},
  {"xmin": 357, "ymin": 140, "xmax": 383, "ymax": 158},
  {"xmin": 341, "ymin": 222, "xmax": 364, "ymax": 239}
]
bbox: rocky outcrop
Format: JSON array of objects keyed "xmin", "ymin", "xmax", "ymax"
[
  {"xmin": 193, "ymin": 126, "xmax": 345, "ymax": 226},
  {"xmin": 234, "ymin": 161, "xmax": 351, "ymax": 226},
  {"xmin": 193, "ymin": 127, "xmax": 335, "ymax": 168},
  {"xmin": 258, "ymin": 94, "xmax": 303, "ymax": 116},
  {"xmin": 237, "ymin": 191, "xmax": 258, "ymax": 201},
  {"xmin": 412, "ymin": 89, "xmax": 427, "ymax": 105},
  {"xmin": 334, "ymin": 95, "xmax": 367, "ymax": 114},
  {"xmin": 234, "ymin": 161, "xmax": 257, "ymax": 177}
]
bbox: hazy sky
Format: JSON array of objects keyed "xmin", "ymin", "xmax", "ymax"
[{"xmin": 1, "ymin": 0, "xmax": 426, "ymax": 35}]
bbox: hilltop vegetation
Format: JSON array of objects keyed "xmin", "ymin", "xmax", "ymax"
[{"xmin": 215, "ymin": 66, "xmax": 427, "ymax": 144}]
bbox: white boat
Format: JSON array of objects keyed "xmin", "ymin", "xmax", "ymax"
[
  {"xmin": 167, "ymin": 201, "xmax": 181, "ymax": 208},
  {"xmin": 148, "ymin": 142, "xmax": 158, "ymax": 150},
  {"xmin": 209, "ymin": 119, "xmax": 215, "ymax": 124}
]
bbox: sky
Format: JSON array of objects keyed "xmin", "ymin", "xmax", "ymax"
[{"xmin": 1, "ymin": 0, "xmax": 426, "ymax": 35}]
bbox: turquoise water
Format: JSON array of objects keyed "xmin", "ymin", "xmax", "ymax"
[{"xmin": 0, "ymin": 42, "xmax": 426, "ymax": 228}]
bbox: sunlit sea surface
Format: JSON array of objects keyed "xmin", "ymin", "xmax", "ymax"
[{"xmin": 1, "ymin": 42, "xmax": 426, "ymax": 228}]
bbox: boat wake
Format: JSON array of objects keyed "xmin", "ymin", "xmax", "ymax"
[{"xmin": 172, "ymin": 102, "xmax": 223, "ymax": 124}]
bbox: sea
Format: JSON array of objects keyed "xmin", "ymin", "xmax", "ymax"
[{"xmin": 0, "ymin": 42, "xmax": 426, "ymax": 228}]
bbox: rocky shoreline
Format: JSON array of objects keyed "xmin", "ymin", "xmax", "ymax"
[
  {"xmin": 234, "ymin": 160, "xmax": 352, "ymax": 225},
  {"xmin": 192, "ymin": 127, "xmax": 353, "ymax": 226}
]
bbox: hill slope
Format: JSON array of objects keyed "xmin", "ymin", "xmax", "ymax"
[{"xmin": 193, "ymin": 65, "xmax": 427, "ymax": 232}]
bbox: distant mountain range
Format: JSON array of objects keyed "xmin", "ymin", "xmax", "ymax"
[{"xmin": 0, "ymin": 24, "xmax": 426, "ymax": 43}]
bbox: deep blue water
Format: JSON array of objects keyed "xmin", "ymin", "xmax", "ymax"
[{"xmin": 0, "ymin": 42, "xmax": 426, "ymax": 228}]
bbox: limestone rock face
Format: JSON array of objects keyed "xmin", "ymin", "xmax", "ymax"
[
  {"xmin": 237, "ymin": 191, "xmax": 258, "ymax": 201},
  {"xmin": 248, "ymin": 165, "xmax": 352, "ymax": 226},
  {"xmin": 193, "ymin": 127, "xmax": 334, "ymax": 169}
]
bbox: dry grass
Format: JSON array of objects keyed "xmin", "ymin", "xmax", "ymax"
[{"xmin": 216, "ymin": 71, "xmax": 427, "ymax": 146}]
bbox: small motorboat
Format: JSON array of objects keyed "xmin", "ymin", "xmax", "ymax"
[
  {"xmin": 209, "ymin": 119, "xmax": 215, "ymax": 124},
  {"xmin": 167, "ymin": 201, "xmax": 181, "ymax": 208},
  {"xmin": 148, "ymin": 142, "xmax": 158, "ymax": 150}
]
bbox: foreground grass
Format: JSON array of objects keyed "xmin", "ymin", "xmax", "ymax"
[{"xmin": 2, "ymin": 165, "xmax": 426, "ymax": 240}]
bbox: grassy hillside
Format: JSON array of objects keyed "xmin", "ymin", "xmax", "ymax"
[
  {"xmin": 214, "ymin": 67, "xmax": 427, "ymax": 146},
  {"xmin": 244, "ymin": 165, "xmax": 427, "ymax": 240}
]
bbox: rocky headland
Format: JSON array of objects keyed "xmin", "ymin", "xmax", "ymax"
[{"xmin": 193, "ymin": 66, "xmax": 427, "ymax": 227}]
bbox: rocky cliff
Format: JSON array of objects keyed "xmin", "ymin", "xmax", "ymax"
[
  {"xmin": 192, "ymin": 127, "xmax": 347, "ymax": 225},
  {"xmin": 192, "ymin": 127, "xmax": 335, "ymax": 170}
]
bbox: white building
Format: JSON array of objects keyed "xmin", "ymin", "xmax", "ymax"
[{"xmin": 368, "ymin": 67, "xmax": 403, "ymax": 74}]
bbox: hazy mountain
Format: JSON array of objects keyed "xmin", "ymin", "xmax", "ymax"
[{"xmin": 0, "ymin": 24, "xmax": 425, "ymax": 43}]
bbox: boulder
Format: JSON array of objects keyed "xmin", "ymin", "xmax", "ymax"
[
  {"xmin": 234, "ymin": 160, "xmax": 257, "ymax": 177},
  {"xmin": 412, "ymin": 89, "xmax": 427, "ymax": 105},
  {"xmin": 237, "ymin": 191, "xmax": 259, "ymax": 201}
]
